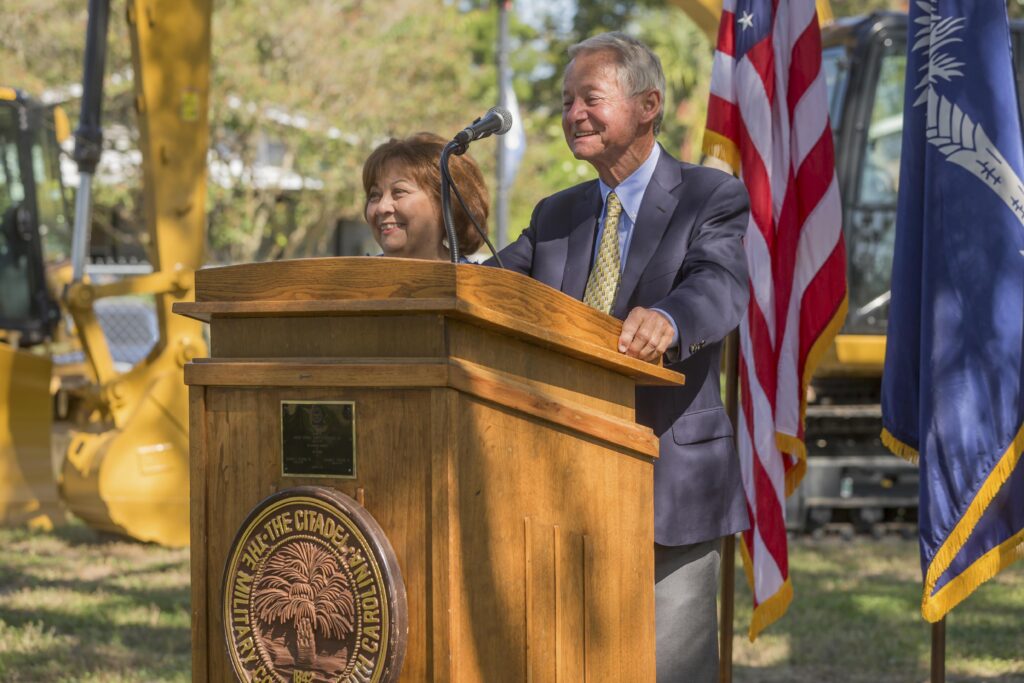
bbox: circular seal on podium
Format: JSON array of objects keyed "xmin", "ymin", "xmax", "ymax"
[{"xmin": 222, "ymin": 486, "xmax": 407, "ymax": 682}]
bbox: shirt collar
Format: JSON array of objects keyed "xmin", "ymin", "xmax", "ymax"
[{"xmin": 598, "ymin": 144, "xmax": 661, "ymax": 222}]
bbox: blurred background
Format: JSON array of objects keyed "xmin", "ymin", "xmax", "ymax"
[
  {"xmin": 1, "ymin": 0, "xmax": 972, "ymax": 265},
  {"xmin": 1, "ymin": 1, "xmax": 1023, "ymax": 681}
]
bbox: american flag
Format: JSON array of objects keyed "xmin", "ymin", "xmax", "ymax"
[{"xmin": 703, "ymin": 0, "xmax": 847, "ymax": 639}]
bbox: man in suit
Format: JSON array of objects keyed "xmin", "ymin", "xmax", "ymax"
[{"xmin": 494, "ymin": 32, "xmax": 751, "ymax": 682}]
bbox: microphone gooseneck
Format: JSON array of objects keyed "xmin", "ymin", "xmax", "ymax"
[
  {"xmin": 440, "ymin": 106, "xmax": 512, "ymax": 265},
  {"xmin": 439, "ymin": 142, "xmax": 462, "ymax": 264}
]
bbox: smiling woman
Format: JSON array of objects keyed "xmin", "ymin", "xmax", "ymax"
[{"xmin": 361, "ymin": 133, "xmax": 489, "ymax": 261}]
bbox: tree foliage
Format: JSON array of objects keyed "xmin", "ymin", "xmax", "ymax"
[{"xmin": 7, "ymin": 0, "xmax": 987, "ymax": 263}]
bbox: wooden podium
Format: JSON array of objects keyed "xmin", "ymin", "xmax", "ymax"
[{"xmin": 175, "ymin": 257, "xmax": 684, "ymax": 682}]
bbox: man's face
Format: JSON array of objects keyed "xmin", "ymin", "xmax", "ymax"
[{"xmin": 562, "ymin": 50, "xmax": 646, "ymax": 168}]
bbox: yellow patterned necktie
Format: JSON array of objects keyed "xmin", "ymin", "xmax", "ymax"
[{"xmin": 583, "ymin": 192, "xmax": 623, "ymax": 314}]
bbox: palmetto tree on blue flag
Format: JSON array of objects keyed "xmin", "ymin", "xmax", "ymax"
[{"xmin": 882, "ymin": 0, "xmax": 1024, "ymax": 622}]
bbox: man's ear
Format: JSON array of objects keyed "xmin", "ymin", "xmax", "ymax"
[{"xmin": 639, "ymin": 89, "xmax": 662, "ymax": 126}]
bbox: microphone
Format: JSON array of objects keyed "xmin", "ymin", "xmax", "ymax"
[{"xmin": 453, "ymin": 106, "xmax": 513, "ymax": 148}]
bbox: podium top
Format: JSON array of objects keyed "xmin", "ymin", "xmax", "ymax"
[{"xmin": 174, "ymin": 257, "xmax": 684, "ymax": 386}]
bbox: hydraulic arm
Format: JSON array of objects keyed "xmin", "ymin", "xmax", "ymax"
[{"xmin": 60, "ymin": 0, "xmax": 212, "ymax": 546}]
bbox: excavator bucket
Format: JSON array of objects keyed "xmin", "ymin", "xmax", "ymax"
[
  {"xmin": 0, "ymin": 344, "xmax": 63, "ymax": 529},
  {"xmin": 60, "ymin": 361, "xmax": 191, "ymax": 547}
]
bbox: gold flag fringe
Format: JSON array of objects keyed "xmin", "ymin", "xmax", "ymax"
[
  {"xmin": 881, "ymin": 428, "xmax": 919, "ymax": 463},
  {"xmin": 701, "ymin": 130, "xmax": 740, "ymax": 175},
  {"xmin": 921, "ymin": 420, "xmax": 1024, "ymax": 621},
  {"xmin": 738, "ymin": 539, "xmax": 794, "ymax": 641}
]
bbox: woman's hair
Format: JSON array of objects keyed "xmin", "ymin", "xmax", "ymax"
[{"xmin": 362, "ymin": 132, "xmax": 489, "ymax": 254}]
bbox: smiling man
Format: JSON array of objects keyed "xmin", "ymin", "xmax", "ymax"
[{"xmin": 494, "ymin": 32, "xmax": 751, "ymax": 682}]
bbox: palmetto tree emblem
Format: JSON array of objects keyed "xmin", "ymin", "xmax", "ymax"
[
  {"xmin": 913, "ymin": 0, "xmax": 1024, "ymax": 227},
  {"xmin": 253, "ymin": 540, "xmax": 357, "ymax": 669}
]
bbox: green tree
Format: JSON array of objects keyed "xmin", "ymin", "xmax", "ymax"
[
  {"xmin": 501, "ymin": 3, "xmax": 713, "ymax": 235},
  {"xmin": 206, "ymin": 0, "xmax": 501, "ymax": 261}
]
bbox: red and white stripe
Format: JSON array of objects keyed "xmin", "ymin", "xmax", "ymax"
[{"xmin": 703, "ymin": 0, "xmax": 847, "ymax": 640}]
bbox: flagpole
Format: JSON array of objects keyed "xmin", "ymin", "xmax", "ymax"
[
  {"xmin": 720, "ymin": 327, "xmax": 740, "ymax": 683},
  {"xmin": 931, "ymin": 618, "xmax": 946, "ymax": 683},
  {"xmin": 495, "ymin": 0, "xmax": 511, "ymax": 248}
]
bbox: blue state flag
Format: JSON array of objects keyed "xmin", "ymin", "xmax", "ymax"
[{"xmin": 882, "ymin": 0, "xmax": 1024, "ymax": 622}]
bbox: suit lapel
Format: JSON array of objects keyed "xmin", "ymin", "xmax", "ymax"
[
  {"xmin": 560, "ymin": 182, "xmax": 603, "ymax": 300},
  {"xmin": 612, "ymin": 151, "xmax": 681, "ymax": 318}
]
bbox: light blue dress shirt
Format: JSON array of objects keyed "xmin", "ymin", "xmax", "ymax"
[{"xmin": 593, "ymin": 144, "xmax": 679, "ymax": 346}]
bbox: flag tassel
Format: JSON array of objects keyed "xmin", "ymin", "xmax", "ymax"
[
  {"xmin": 737, "ymin": 537, "xmax": 795, "ymax": 641},
  {"xmin": 921, "ymin": 420, "xmax": 1024, "ymax": 621},
  {"xmin": 881, "ymin": 428, "xmax": 920, "ymax": 463}
]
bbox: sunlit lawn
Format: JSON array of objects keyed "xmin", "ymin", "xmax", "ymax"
[
  {"xmin": 732, "ymin": 536, "xmax": 1024, "ymax": 683},
  {"xmin": 0, "ymin": 522, "xmax": 190, "ymax": 683},
  {"xmin": 0, "ymin": 522, "xmax": 1020, "ymax": 681}
]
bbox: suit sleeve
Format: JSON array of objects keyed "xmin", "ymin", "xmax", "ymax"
[
  {"xmin": 653, "ymin": 176, "xmax": 750, "ymax": 363},
  {"xmin": 485, "ymin": 198, "xmax": 546, "ymax": 273}
]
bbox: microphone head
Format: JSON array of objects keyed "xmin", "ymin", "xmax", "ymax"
[{"xmin": 488, "ymin": 105, "xmax": 514, "ymax": 135}]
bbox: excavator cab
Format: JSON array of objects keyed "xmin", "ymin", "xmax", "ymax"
[
  {"xmin": 791, "ymin": 15, "xmax": 920, "ymax": 534},
  {"xmin": 0, "ymin": 87, "xmax": 72, "ymax": 530},
  {"xmin": 829, "ymin": 14, "xmax": 906, "ymax": 343},
  {"xmin": 0, "ymin": 88, "xmax": 70, "ymax": 344},
  {"xmin": 791, "ymin": 13, "xmax": 1024, "ymax": 534}
]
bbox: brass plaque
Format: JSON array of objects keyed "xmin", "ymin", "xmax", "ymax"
[
  {"xmin": 222, "ymin": 486, "xmax": 408, "ymax": 683},
  {"xmin": 281, "ymin": 401, "xmax": 356, "ymax": 478}
]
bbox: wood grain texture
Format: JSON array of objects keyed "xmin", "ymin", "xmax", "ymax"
[
  {"xmin": 446, "ymin": 319, "xmax": 634, "ymax": 419},
  {"xmin": 429, "ymin": 389, "xmax": 456, "ymax": 683},
  {"xmin": 447, "ymin": 358, "xmax": 658, "ymax": 458},
  {"xmin": 184, "ymin": 357, "xmax": 656, "ymax": 457},
  {"xmin": 175, "ymin": 297, "xmax": 458, "ymax": 321},
  {"xmin": 191, "ymin": 384, "xmax": 655, "ymax": 681},
  {"xmin": 184, "ymin": 358, "xmax": 449, "ymax": 388},
  {"xmin": 174, "ymin": 257, "xmax": 684, "ymax": 387},
  {"xmin": 199, "ymin": 386, "xmax": 435, "ymax": 681},
  {"xmin": 209, "ymin": 315, "xmax": 448, "ymax": 359},
  {"xmin": 187, "ymin": 387, "xmax": 208, "ymax": 683},
  {"xmin": 191, "ymin": 256, "xmax": 456, "ymax": 303},
  {"xmin": 184, "ymin": 256, "xmax": 659, "ymax": 681},
  {"xmin": 447, "ymin": 396, "xmax": 656, "ymax": 682}
]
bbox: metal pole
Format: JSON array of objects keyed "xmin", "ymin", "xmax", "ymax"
[
  {"xmin": 71, "ymin": 174, "xmax": 94, "ymax": 281},
  {"xmin": 71, "ymin": 0, "xmax": 111, "ymax": 282},
  {"xmin": 495, "ymin": 0, "xmax": 511, "ymax": 248},
  {"xmin": 719, "ymin": 328, "xmax": 740, "ymax": 683},
  {"xmin": 931, "ymin": 618, "xmax": 946, "ymax": 683}
]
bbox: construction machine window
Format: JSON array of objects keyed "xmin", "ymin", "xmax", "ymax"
[
  {"xmin": 31, "ymin": 117, "xmax": 71, "ymax": 265},
  {"xmin": 0, "ymin": 106, "xmax": 33, "ymax": 323},
  {"xmin": 0, "ymin": 107, "xmax": 24, "ymax": 210},
  {"xmin": 822, "ymin": 46, "xmax": 850, "ymax": 130},
  {"xmin": 859, "ymin": 52, "xmax": 904, "ymax": 205},
  {"xmin": 847, "ymin": 45, "xmax": 906, "ymax": 334}
]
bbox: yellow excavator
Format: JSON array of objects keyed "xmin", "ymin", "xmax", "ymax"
[
  {"xmin": 0, "ymin": 0, "xmax": 210, "ymax": 546},
  {"xmin": 0, "ymin": 0, "xmax": 949, "ymax": 544},
  {"xmin": 55, "ymin": 0, "xmax": 210, "ymax": 546},
  {"xmin": 0, "ymin": 87, "xmax": 69, "ymax": 531}
]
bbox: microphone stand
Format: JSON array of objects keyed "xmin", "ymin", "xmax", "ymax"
[{"xmin": 440, "ymin": 141, "xmax": 464, "ymax": 264}]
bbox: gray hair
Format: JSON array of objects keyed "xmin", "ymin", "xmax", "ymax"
[{"xmin": 567, "ymin": 32, "xmax": 666, "ymax": 135}]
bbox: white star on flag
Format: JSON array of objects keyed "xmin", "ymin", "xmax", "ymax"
[{"xmin": 738, "ymin": 11, "xmax": 754, "ymax": 30}]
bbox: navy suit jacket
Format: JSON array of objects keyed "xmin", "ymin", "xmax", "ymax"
[{"xmin": 495, "ymin": 148, "xmax": 751, "ymax": 545}]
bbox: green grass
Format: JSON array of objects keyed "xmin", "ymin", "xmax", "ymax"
[
  {"xmin": 0, "ymin": 521, "xmax": 190, "ymax": 682},
  {"xmin": 732, "ymin": 536, "xmax": 1024, "ymax": 682},
  {"xmin": 0, "ymin": 523, "xmax": 1020, "ymax": 681}
]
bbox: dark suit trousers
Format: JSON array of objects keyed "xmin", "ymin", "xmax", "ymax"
[{"xmin": 655, "ymin": 539, "xmax": 721, "ymax": 682}]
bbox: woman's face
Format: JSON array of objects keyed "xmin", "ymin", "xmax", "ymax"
[{"xmin": 365, "ymin": 162, "xmax": 445, "ymax": 260}]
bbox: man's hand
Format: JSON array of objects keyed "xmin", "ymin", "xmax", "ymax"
[{"xmin": 618, "ymin": 307, "xmax": 674, "ymax": 362}]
